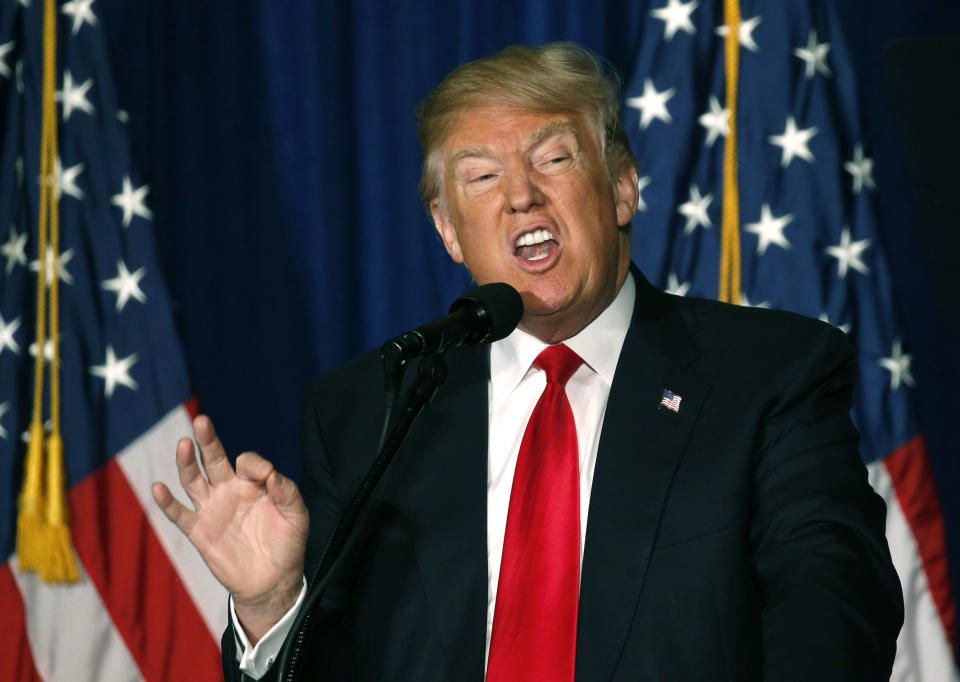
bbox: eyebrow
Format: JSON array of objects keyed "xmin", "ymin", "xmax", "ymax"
[
  {"xmin": 527, "ymin": 120, "xmax": 581, "ymax": 151},
  {"xmin": 448, "ymin": 119, "xmax": 581, "ymax": 167}
]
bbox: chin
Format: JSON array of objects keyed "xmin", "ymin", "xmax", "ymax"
[
  {"xmin": 518, "ymin": 276, "xmax": 581, "ymax": 311},
  {"xmin": 518, "ymin": 293, "xmax": 575, "ymax": 323}
]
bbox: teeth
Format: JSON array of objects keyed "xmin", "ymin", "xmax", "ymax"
[{"xmin": 515, "ymin": 228, "xmax": 554, "ymax": 248}]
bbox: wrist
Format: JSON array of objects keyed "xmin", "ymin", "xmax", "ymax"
[{"xmin": 233, "ymin": 575, "xmax": 304, "ymax": 644}]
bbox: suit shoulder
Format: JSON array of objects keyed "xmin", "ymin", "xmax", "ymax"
[
  {"xmin": 669, "ymin": 293, "xmax": 852, "ymax": 361},
  {"xmin": 659, "ymin": 294, "xmax": 856, "ymax": 397},
  {"xmin": 305, "ymin": 347, "xmax": 384, "ymax": 406}
]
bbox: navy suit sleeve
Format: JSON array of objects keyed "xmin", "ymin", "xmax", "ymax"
[
  {"xmin": 221, "ymin": 620, "xmax": 280, "ymax": 682},
  {"xmin": 749, "ymin": 326, "xmax": 903, "ymax": 679},
  {"xmin": 278, "ymin": 386, "xmax": 359, "ymax": 678}
]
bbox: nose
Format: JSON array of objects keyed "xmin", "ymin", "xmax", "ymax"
[{"xmin": 503, "ymin": 169, "xmax": 544, "ymax": 213}]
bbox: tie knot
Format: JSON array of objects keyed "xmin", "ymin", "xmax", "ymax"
[{"xmin": 533, "ymin": 344, "xmax": 583, "ymax": 386}]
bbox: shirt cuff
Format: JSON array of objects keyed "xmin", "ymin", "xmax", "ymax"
[{"xmin": 230, "ymin": 576, "xmax": 308, "ymax": 680}]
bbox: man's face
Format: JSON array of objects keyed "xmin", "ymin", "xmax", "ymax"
[{"xmin": 430, "ymin": 106, "xmax": 638, "ymax": 344}]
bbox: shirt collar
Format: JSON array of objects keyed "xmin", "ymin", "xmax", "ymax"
[{"xmin": 490, "ymin": 271, "xmax": 636, "ymax": 392}]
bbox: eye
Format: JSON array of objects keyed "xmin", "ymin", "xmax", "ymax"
[
  {"xmin": 537, "ymin": 153, "xmax": 574, "ymax": 173},
  {"xmin": 460, "ymin": 168, "xmax": 500, "ymax": 196}
]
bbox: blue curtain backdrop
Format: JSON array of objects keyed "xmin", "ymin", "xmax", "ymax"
[{"xmin": 96, "ymin": 0, "xmax": 959, "ymax": 640}]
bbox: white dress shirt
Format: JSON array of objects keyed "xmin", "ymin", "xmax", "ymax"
[
  {"xmin": 484, "ymin": 272, "xmax": 634, "ymax": 666},
  {"xmin": 235, "ymin": 273, "xmax": 636, "ymax": 679}
]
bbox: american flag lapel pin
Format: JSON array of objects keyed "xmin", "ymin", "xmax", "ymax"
[{"xmin": 660, "ymin": 389, "xmax": 682, "ymax": 413}]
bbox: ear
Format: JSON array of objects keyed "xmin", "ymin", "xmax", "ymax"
[
  {"xmin": 613, "ymin": 164, "xmax": 640, "ymax": 228},
  {"xmin": 430, "ymin": 198, "xmax": 464, "ymax": 264}
]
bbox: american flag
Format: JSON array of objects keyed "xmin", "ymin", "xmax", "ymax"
[
  {"xmin": 659, "ymin": 388, "xmax": 682, "ymax": 412},
  {"xmin": 625, "ymin": 0, "xmax": 956, "ymax": 678},
  {"xmin": 0, "ymin": 1, "xmax": 226, "ymax": 680}
]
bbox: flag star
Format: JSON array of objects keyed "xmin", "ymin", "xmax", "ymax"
[
  {"xmin": 665, "ymin": 273, "xmax": 691, "ymax": 297},
  {"xmin": 90, "ymin": 346, "xmax": 139, "ymax": 398},
  {"xmin": 2, "ymin": 225, "xmax": 28, "ymax": 274},
  {"xmin": 61, "ymin": 0, "xmax": 98, "ymax": 35},
  {"xmin": 714, "ymin": 15, "xmax": 762, "ymax": 52},
  {"xmin": 819, "ymin": 312, "xmax": 851, "ymax": 335},
  {"xmin": 626, "ymin": 79, "xmax": 676, "ymax": 129},
  {"xmin": 651, "ymin": 0, "xmax": 699, "ymax": 41},
  {"xmin": 17, "ymin": 0, "xmax": 30, "ymax": 7},
  {"xmin": 0, "ymin": 41, "xmax": 14, "ymax": 79},
  {"xmin": 744, "ymin": 203, "xmax": 793, "ymax": 255},
  {"xmin": 0, "ymin": 313, "xmax": 21, "ymax": 356},
  {"xmin": 54, "ymin": 71, "xmax": 95, "ymax": 121},
  {"xmin": 636, "ymin": 175, "xmax": 651, "ymax": 212},
  {"xmin": 111, "ymin": 176, "xmax": 154, "ymax": 227},
  {"xmin": 29, "ymin": 338, "xmax": 54, "ymax": 363},
  {"xmin": 53, "ymin": 158, "xmax": 85, "ymax": 200},
  {"xmin": 739, "ymin": 291, "xmax": 770, "ymax": 309},
  {"xmin": 794, "ymin": 29, "xmax": 832, "ymax": 79},
  {"xmin": 879, "ymin": 339, "xmax": 915, "ymax": 390},
  {"xmin": 678, "ymin": 184, "xmax": 713, "ymax": 234},
  {"xmin": 825, "ymin": 227, "xmax": 871, "ymax": 278},
  {"xmin": 0, "ymin": 402, "xmax": 9, "ymax": 440},
  {"xmin": 844, "ymin": 144, "xmax": 876, "ymax": 194},
  {"xmin": 101, "ymin": 259, "xmax": 147, "ymax": 312},
  {"xmin": 30, "ymin": 246, "xmax": 75, "ymax": 286},
  {"xmin": 117, "ymin": 110, "xmax": 129, "ymax": 124},
  {"xmin": 698, "ymin": 95, "xmax": 730, "ymax": 147},
  {"xmin": 769, "ymin": 116, "xmax": 817, "ymax": 167}
]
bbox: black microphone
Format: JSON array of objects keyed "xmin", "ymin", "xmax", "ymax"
[{"xmin": 381, "ymin": 282, "xmax": 524, "ymax": 365}]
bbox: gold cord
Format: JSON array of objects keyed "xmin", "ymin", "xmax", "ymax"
[
  {"xmin": 718, "ymin": 0, "xmax": 742, "ymax": 305},
  {"xmin": 17, "ymin": 0, "xmax": 78, "ymax": 583}
]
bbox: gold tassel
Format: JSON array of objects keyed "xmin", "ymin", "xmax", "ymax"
[
  {"xmin": 39, "ymin": 432, "xmax": 78, "ymax": 582},
  {"xmin": 15, "ymin": 423, "xmax": 47, "ymax": 572}
]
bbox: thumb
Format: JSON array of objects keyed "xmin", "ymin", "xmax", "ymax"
[
  {"xmin": 265, "ymin": 467, "xmax": 304, "ymax": 512},
  {"xmin": 234, "ymin": 451, "xmax": 274, "ymax": 484}
]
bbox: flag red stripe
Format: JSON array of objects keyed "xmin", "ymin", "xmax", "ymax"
[
  {"xmin": 69, "ymin": 460, "xmax": 224, "ymax": 682},
  {"xmin": 184, "ymin": 396, "xmax": 200, "ymax": 421},
  {"xmin": 0, "ymin": 564, "xmax": 45, "ymax": 682},
  {"xmin": 885, "ymin": 434, "xmax": 957, "ymax": 652}
]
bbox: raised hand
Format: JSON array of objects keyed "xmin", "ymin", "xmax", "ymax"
[{"xmin": 151, "ymin": 415, "xmax": 309, "ymax": 642}]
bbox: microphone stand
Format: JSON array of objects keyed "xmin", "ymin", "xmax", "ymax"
[{"xmin": 275, "ymin": 353, "xmax": 448, "ymax": 682}]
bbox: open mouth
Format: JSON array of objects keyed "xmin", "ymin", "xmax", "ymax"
[{"xmin": 514, "ymin": 227, "xmax": 558, "ymax": 262}]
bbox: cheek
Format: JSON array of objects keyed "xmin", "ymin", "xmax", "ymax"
[{"xmin": 457, "ymin": 230, "xmax": 505, "ymax": 276}]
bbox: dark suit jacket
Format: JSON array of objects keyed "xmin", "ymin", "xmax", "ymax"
[{"xmin": 224, "ymin": 269, "xmax": 903, "ymax": 681}]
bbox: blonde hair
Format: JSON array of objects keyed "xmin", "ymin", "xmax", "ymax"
[{"xmin": 416, "ymin": 42, "xmax": 637, "ymax": 208}]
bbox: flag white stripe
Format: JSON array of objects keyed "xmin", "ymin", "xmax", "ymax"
[
  {"xmin": 114, "ymin": 403, "xmax": 229, "ymax": 644},
  {"xmin": 868, "ymin": 461, "xmax": 958, "ymax": 681},
  {"xmin": 9, "ymin": 554, "xmax": 144, "ymax": 682}
]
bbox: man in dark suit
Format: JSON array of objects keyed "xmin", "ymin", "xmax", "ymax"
[{"xmin": 153, "ymin": 43, "xmax": 902, "ymax": 680}]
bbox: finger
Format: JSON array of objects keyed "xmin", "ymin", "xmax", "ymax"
[
  {"xmin": 176, "ymin": 436, "xmax": 210, "ymax": 504},
  {"xmin": 193, "ymin": 415, "xmax": 236, "ymax": 485},
  {"xmin": 151, "ymin": 481, "xmax": 196, "ymax": 535}
]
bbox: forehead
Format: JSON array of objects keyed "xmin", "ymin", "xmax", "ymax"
[{"xmin": 441, "ymin": 106, "xmax": 592, "ymax": 160}]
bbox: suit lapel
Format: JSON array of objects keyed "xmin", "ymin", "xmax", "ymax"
[
  {"xmin": 399, "ymin": 346, "xmax": 489, "ymax": 682},
  {"xmin": 576, "ymin": 269, "xmax": 710, "ymax": 682}
]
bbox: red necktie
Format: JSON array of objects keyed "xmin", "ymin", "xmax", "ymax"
[{"xmin": 487, "ymin": 344, "xmax": 583, "ymax": 682}]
